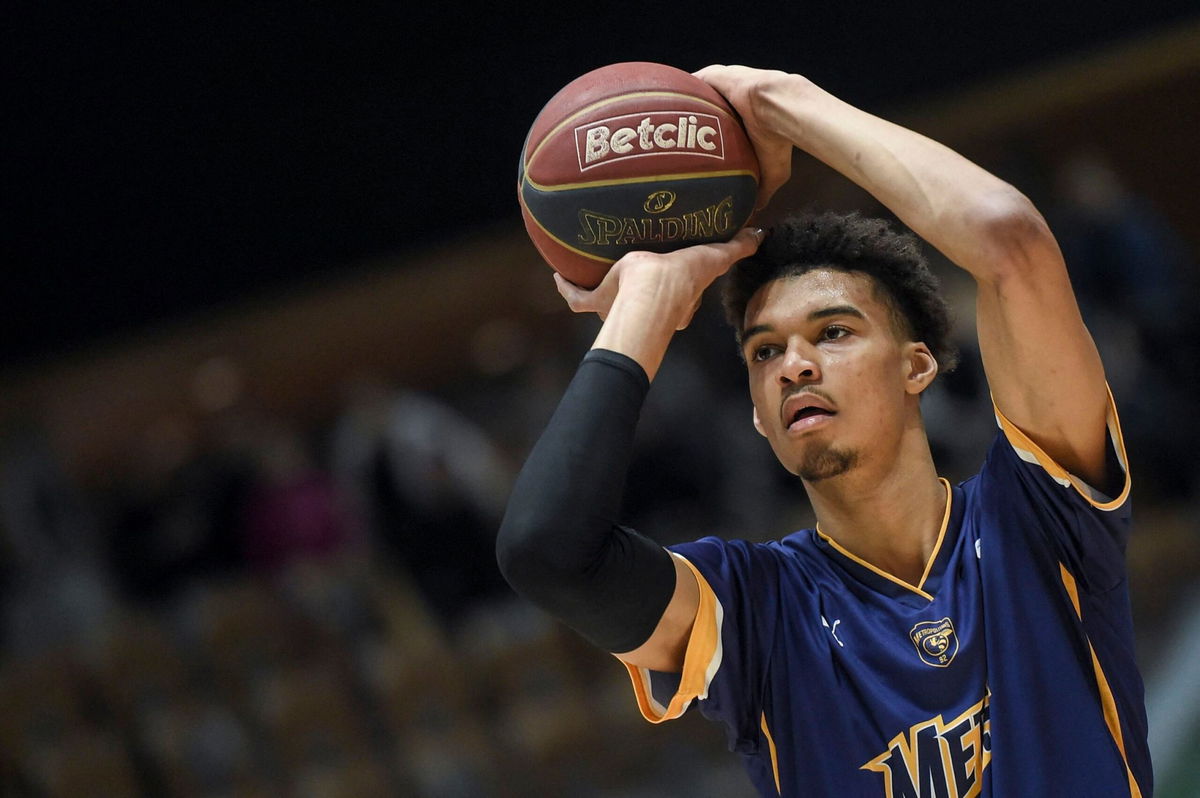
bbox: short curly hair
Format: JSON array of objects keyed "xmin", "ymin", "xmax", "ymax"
[{"xmin": 722, "ymin": 210, "xmax": 958, "ymax": 373}]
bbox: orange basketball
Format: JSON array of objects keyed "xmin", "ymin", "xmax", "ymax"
[{"xmin": 518, "ymin": 62, "xmax": 760, "ymax": 288}]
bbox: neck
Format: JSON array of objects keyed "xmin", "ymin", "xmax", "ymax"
[{"xmin": 805, "ymin": 425, "xmax": 947, "ymax": 587}]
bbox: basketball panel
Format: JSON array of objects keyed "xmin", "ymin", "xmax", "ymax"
[
  {"xmin": 520, "ymin": 172, "xmax": 758, "ymax": 262},
  {"xmin": 526, "ymin": 100, "xmax": 756, "ymax": 187}
]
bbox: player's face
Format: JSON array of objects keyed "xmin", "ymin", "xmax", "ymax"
[{"xmin": 739, "ymin": 269, "xmax": 935, "ymax": 481}]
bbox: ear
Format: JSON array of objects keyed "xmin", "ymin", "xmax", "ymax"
[
  {"xmin": 752, "ymin": 404, "xmax": 768, "ymax": 437},
  {"xmin": 903, "ymin": 342, "xmax": 939, "ymax": 395}
]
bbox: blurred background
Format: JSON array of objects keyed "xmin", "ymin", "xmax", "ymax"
[{"xmin": 3, "ymin": 2, "xmax": 1200, "ymax": 796}]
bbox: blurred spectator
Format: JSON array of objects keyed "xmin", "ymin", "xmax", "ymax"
[
  {"xmin": 1050, "ymin": 149, "xmax": 1200, "ymax": 500},
  {"xmin": 1053, "ymin": 150, "xmax": 1196, "ymax": 343},
  {"xmin": 240, "ymin": 420, "xmax": 360, "ymax": 574},
  {"xmin": 0, "ymin": 421, "xmax": 115, "ymax": 657},
  {"xmin": 106, "ymin": 413, "xmax": 250, "ymax": 604},
  {"xmin": 331, "ymin": 380, "xmax": 513, "ymax": 631}
]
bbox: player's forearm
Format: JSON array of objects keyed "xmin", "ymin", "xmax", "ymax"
[
  {"xmin": 496, "ymin": 349, "xmax": 676, "ymax": 653},
  {"xmin": 766, "ymin": 74, "xmax": 1049, "ymax": 283}
]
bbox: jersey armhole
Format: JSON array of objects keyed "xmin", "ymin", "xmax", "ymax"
[
  {"xmin": 621, "ymin": 553, "xmax": 725, "ymax": 724},
  {"xmin": 992, "ymin": 384, "xmax": 1130, "ymax": 512}
]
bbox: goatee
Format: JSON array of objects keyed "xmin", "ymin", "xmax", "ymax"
[{"xmin": 797, "ymin": 445, "xmax": 860, "ymax": 483}]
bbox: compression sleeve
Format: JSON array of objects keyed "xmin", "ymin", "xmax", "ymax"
[{"xmin": 496, "ymin": 348, "xmax": 677, "ymax": 653}]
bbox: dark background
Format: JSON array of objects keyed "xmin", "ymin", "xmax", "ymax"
[{"xmin": 5, "ymin": 1, "xmax": 1200, "ymax": 369}]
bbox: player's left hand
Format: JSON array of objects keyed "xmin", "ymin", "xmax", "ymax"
[
  {"xmin": 693, "ymin": 64, "xmax": 795, "ymax": 211},
  {"xmin": 554, "ymin": 227, "xmax": 764, "ymax": 330}
]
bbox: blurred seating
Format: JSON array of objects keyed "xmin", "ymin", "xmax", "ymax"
[{"xmin": 0, "ymin": 136, "xmax": 1195, "ymax": 794}]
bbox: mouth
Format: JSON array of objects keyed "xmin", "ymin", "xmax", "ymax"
[
  {"xmin": 782, "ymin": 393, "xmax": 837, "ymax": 433},
  {"xmin": 788, "ymin": 406, "xmax": 835, "ymax": 432}
]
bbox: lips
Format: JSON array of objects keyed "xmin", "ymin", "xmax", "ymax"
[{"xmin": 781, "ymin": 392, "xmax": 836, "ymax": 432}]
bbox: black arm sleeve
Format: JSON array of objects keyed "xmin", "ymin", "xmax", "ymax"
[{"xmin": 496, "ymin": 348, "xmax": 677, "ymax": 653}]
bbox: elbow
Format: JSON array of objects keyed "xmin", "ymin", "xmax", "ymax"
[
  {"xmin": 495, "ymin": 507, "xmax": 566, "ymax": 598},
  {"xmin": 965, "ymin": 187, "xmax": 1061, "ymax": 283},
  {"xmin": 495, "ymin": 510, "xmax": 538, "ymax": 592}
]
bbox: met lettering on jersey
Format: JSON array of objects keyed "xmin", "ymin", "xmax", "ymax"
[{"xmin": 862, "ymin": 693, "xmax": 992, "ymax": 798}]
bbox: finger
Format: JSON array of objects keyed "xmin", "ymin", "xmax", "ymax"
[
  {"xmin": 693, "ymin": 64, "xmax": 754, "ymax": 100},
  {"xmin": 691, "ymin": 64, "xmax": 725, "ymax": 81},
  {"xmin": 554, "ymin": 272, "xmax": 593, "ymax": 311},
  {"xmin": 693, "ymin": 226, "xmax": 765, "ymax": 264},
  {"xmin": 552, "ymin": 271, "xmax": 573, "ymax": 298},
  {"xmin": 666, "ymin": 227, "xmax": 764, "ymax": 282},
  {"xmin": 693, "ymin": 65, "xmax": 735, "ymax": 104}
]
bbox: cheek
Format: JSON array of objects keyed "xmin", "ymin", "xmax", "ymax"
[
  {"xmin": 842, "ymin": 356, "xmax": 904, "ymax": 425},
  {"xmin": 746, "ymin": 368, "xmax": 773, "ymax": 408}
]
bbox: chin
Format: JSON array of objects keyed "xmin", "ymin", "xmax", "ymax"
[{"xmin": 795, "ymin": 445, "xmax": 860, "ymax": 483}]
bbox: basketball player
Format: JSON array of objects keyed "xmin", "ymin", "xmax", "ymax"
[{"xmin": 497, "ymin": 64, "xmax": 1151, "ymax": 796}]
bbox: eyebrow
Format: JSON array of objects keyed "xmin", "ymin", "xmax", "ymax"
[{"xmin": 740, "ymin": 304, "xmax": 866, "ymax": 343}]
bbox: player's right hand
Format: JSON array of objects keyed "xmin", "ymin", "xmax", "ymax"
[
  {"xmin": 693, "ymin": 64, "xmax": 795, "ymax": 211},
  {"xmin": 554, "ymin": 227, "xmax": 765, "ymax": 330}
]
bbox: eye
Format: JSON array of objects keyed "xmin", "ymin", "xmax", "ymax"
[
  {"xmin": 820, "ymin": 325, "xmax": 850, "ymax": 341},
  {"xmin": 751, "ymin": 343, "xmax": 780, "ymax": 362}
]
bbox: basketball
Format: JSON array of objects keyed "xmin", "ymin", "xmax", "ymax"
[{"xmin": 518, "ymin": 62, "xmax": 760, "ymax": 288}]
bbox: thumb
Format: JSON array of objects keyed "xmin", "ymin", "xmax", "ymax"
[
  {"xmin": 730, "ymin": 226, "xmax": 767, "ymax": 257},
  {"xmin": 680, "ymin": 226, "xmax": 765, "ymax": 277}
]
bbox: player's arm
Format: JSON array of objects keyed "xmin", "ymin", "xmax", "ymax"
[
  {"xmin": 698, "ymin": 66, "xmax": 1111, "ymax": 488},
  {"xmin": 496, "ymin": 230, "xmax": 763, "ymax": 673}
]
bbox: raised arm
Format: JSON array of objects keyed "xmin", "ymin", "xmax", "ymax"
[
  {"xmin": 698, "ymin": 66, "xmax": 1111, "ymax": 487},
  {"xmin": 497, "ymin": 230, "xmax": 763, "ymax": 673}
]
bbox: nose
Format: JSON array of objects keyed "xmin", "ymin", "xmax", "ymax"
[{"xmin": 777, "ymin": 345, "xmax": 820, "ymax": 385}]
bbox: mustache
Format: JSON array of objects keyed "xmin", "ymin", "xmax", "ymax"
[{"xmin": 781, "ymin": 385, "xmax": 835, "ymax": 406}]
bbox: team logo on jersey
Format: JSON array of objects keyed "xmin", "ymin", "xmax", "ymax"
[{"xmin": 909, "ymin": 617, "xmax": 958, "ymax": 667}]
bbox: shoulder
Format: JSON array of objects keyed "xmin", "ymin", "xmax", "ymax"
[
  {"xmin": 671, "ymin": 530, "xmax": 822, "ymax": 565},
  {"xmin": 669, "ymin": 530, "xmax": 829, "ymax": 597}
]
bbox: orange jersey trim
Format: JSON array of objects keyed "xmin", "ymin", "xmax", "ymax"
[{"xmin": 622, "ymin": 553, "xmax": 722, "ymax": 723}]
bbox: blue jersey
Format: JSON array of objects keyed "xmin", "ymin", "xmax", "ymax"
[{"xmin": 623, "ymin": 397, "xmax": 1151, "ymax": 796}]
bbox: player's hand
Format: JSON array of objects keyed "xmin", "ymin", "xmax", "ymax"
[
  {"xmin": 554, "ymin": 227, "xmax": 764, "ymax": 330},
  {"xmin": 693, "ymin": 64, "xmax": 795, "ymax": 211}
]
